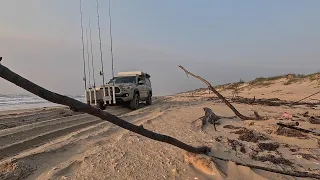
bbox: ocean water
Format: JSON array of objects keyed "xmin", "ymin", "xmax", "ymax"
[{"xmin": 0, "ymin": 94, "xmax": 85, "ymax": 111}]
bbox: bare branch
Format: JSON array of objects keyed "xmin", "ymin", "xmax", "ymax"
[
  {"xmin": 277, "ymin": 122, "xmax": 320, "ymax": 136},
  {"xmin": 179, "ymin": 65, "xmax": 254, "ymax": 120},
  {"xmin": 211, "ymin": 154, "xmax": 320, "ymax": 179},
  {"xmin": 0, "ymin": 64, "xmax": 209, "ymax": 154}
]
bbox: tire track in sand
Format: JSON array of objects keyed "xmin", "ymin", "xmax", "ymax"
[
  {"xmin": 0, "ymin": 116, "xmax": 97, "ymax": 147},
  {"xmin": 0, "ymin": 100, "xmax": 171, "ymax": 180},
  {"xmin": 0, "ymin": 120, "xmax": 102, "ymax": 160},
  {"xmin": 0, "ymin": 106, "xmax": 131, "ymax": 161}
]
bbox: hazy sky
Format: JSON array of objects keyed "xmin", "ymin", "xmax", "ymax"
[{"xmin": 1, "ymin": 0, "xmax": 320, "ymax": 96}]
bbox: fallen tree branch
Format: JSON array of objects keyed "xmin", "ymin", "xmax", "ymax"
[
  {"xmin": 293, "ymin": 90, "xmax": 320, "ymax": 105},
  {"xmin": 233, "ymin": 97, "xmax": 319, "ymax": 107},
  {"xmin": 277, "ymin": 122, "xmax": 320, "ymax": 136},
  {"xmin": 179, "ymin": 65, "xmax": 254, "ymax": 120},
  {"xmin": 279, "ymin": 122, "xmax": 299, "ymax": 127},
  {"xmin": 211, "ymin": 155, "xmax": 320, "ymax": 179},
  {"xmin": 0, "ymin": 63, "xmax": 209, "ymax": 154}
]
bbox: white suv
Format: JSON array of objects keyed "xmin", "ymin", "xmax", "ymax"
[{"xmin": 108, "ymin": 71, "xmax": 152, "ymax": 110}]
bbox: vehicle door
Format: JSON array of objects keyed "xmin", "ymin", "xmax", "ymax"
[
  {"xmin": 137, "ymin": 76, "xmax": 148, "ymax": 99},
  {"xmin": 145, "ymin": 78, "xmax": 152, "ymax": 96}
]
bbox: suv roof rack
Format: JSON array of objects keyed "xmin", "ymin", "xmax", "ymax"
[{"xmin": 117, "ymin": 71, "xmax": 150, "ymax": 78}]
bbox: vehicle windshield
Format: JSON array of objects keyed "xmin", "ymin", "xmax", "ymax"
[{"xmin": 109, "ymin": 76, "xmax": 136, "ymax": 84}]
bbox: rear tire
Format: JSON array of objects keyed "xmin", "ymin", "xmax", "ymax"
[
  {"xmin": 146, "ymin": 93, "xmax": 152, "ymax": 105},
  {"xmin": 130, "ymin": 93, "xmax": 140, "ymax": 110}
]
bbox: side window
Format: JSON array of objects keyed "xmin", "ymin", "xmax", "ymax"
[{"xmin": 138, "ymin": 75, "xmax": 145, "ymax": 85}]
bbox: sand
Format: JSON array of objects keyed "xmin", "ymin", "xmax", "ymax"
[{"xmin": 0, "ymin": 79, "xmax": 319, "ymax": 180}]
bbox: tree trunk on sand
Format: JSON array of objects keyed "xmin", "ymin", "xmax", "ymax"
[{"xmin": 0, "ymin": 63, "xmax": 209, "ymax": 154}]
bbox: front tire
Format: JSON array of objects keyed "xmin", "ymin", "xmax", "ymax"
[
  {"xmin": 97, "ymin": 101, "xmax": 106, "ymax": 110},
  {"xmin": 130, "ymin": 93, "xmax": 140, "ymax": 110},
  {"xmin": 146, "ymin": 93, "xmax": 152, "ymax": 105}
]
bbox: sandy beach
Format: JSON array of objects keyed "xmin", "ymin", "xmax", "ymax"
[{"xmin": 0, "ymin": 76, "xmax": 319, "ymax": 180}]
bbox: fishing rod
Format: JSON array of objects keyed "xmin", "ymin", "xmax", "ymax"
[
  {"xmin": 96, "ymin": 0, "xmax": 105, "ymax": 85},
  {"xmin": 79, "ymin": 0, "xmax": 87, "ymax": 89},
  {"xmin": 108, "ymin": 0, "xmax": 115, "ymax": 82},
  {"xmin": 85, "ymin": 27, "xmax": 92, "ymax": 87},
  {"xmin": 89, "ymin": 21, "xmax": 96, "ymax": 87}
]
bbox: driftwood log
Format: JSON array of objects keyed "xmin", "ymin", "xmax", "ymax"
[
  {"xmin": 0, "ymin": 63, "xmax": 209, "ymax": 154},
  {"xmin": 277, "ymin": 122, "xmax": 320, "ymax": 136},
  {"xmin": 179, "ymin": 65, "xmax": 256, "ymax": 120},
  {"xmin": 211, "ymin": 155, "xmax": 320, "ymax": 179},
  {"xmin": 191, "ymin": 108, "xmax": 236, "ymax": 132},
  {"xmin": 203, "ymin": 107, "xmax": 220, "ymax": 131},
  {"xmin": 233, "ymin": 97, "xmax": 319, "ymax": 107},
  {"xmin": 278, "ymin": 122, "xmax": 299, "ymax": 127}
]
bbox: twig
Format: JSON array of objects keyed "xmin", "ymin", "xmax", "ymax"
[
  {"xmin": 277, "ymin": 122, "xmax": 320, "ymax": 136},
  {"xmin": 179, "ymin": 65, "xmax": 254, "ymax": 120},
  {"xmin": 211, "ymin": 155, "xmax": 320, "ymax": 179},
  {"xmin": 293, "ymin": 90, "xmax": 320, "ymax": 104},
  {"xmin": 0, "ymin": 64, "xmax": 209, "ymax": 154}
]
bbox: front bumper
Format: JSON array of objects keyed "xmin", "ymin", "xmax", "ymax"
[{"xmin": 115, "ymin": 90, "xmax": 134, "ymax": 102}]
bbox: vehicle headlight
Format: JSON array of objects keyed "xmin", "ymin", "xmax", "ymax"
[{"xmin": 122, "ymin": 86, "xmax": 132, "ymax": 91}]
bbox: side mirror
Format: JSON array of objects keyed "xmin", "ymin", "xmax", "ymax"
[
  {"xmin": 109, "ymin": 79, "xmax": 115, "ymax": 84},
  {"xmin": 138, "ymin": 80, "xmax": 145, "ymax": 85}
]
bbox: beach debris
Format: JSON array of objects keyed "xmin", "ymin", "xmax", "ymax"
[
  {"xmin": 211, "ymin": 155, "xmax": 320, "ymax": 179},
  {"xmin": 214, "ymin": 136, "xmax": 223, "ymax": 142},
  {"xmin": 227, "ymin": 138, "xmax": 246, "ymax": 153},
  {"xmin": 257, "ymin": 142, "xmax": 280, "ymax": 151},
  {"xmin": 302, "ymin": 111, "xmax": 309, "ymax": 117},
  {"xmin": 289, "ymin": 148, "xmax": 298, "ymax": 152},
  {"xmin": 277, "ymin": 122, "xmax": 320, "ymax": 136},
  {"xmin": 308, "ymin": 116, "xmax": 320, "ymax": 124},
  {"xmin": 232, "ymin": 97, "xmax": 320, "ymax": 107},
  {"xmin": 202, "ymin": 107, "xmax": 221, "ymax": 131},
  {"xmin": 223, "ymin": 125, "xmax": 241, "ymax": 129},
  {"xmin": 292, "ymin": 90, "xmax": 320, "ymax": 105},
  {"xmin": 252, "ymin": 154, "xmax": 293, "ymax": 166},
  {"xmin": 275, "ymin": 127, "xmax": 308, "ymax": 138},
  {"xmin": 232, "ymin": 128, "xmax": 269, "ymax": 142},
  {"xmin": 283, "ymin": 112, "xmax": 293, "ymax": 120},
  {"xmin": 278, "ymin": 121, "xmax": 299, "ymax": 127},
  {"xmin": 293, "ymin": 153, "xmax": 318, "ymax": 160},
  {"xmin": 266, "ymin": 129, "xmax": 273, "ymax": 134}
]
